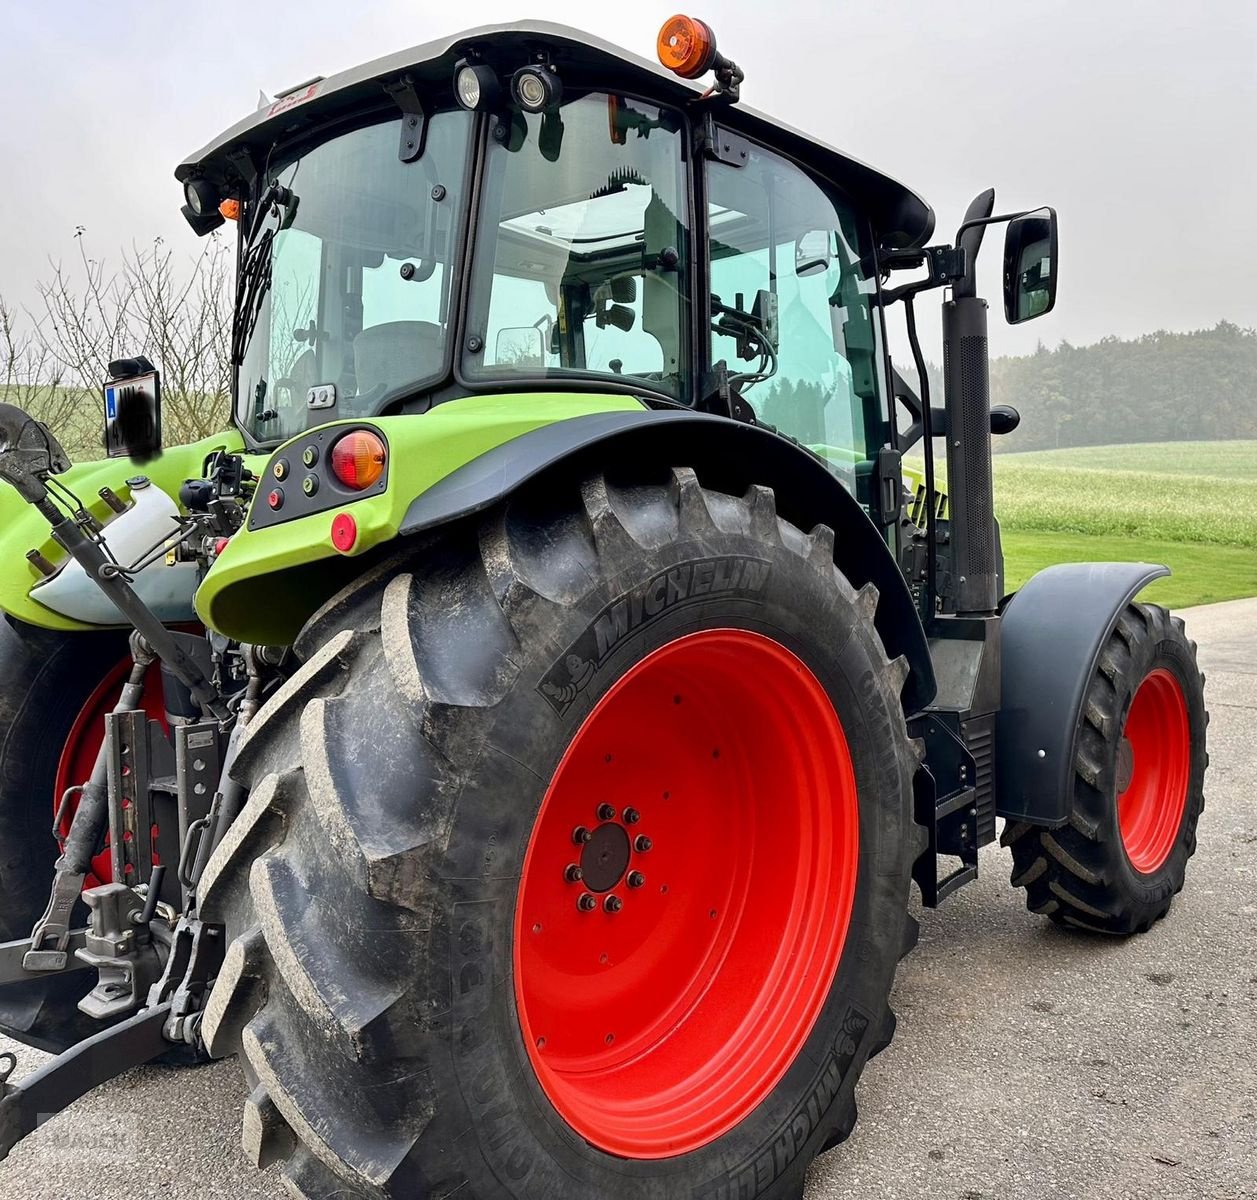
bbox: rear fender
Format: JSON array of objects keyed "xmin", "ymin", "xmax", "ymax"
[
  {"xmin": 398, "ymin": 409, "xmax": 936, "ymax": 714},
  {"xmin": 995, "ymin": 561, "xmax": 1170, "ymax": 826}
]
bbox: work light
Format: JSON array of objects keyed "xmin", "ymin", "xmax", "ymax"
[
  {"xmin": 183, "ymin": 177, "xmax": 220, "ymax": 217},
  {"xmin": 454, "ymin": 62, "xmax": 501, "ymax": 111},
  {"xmin": 511, "ymin": 66, "xmax": 562, "ymax": 113}
]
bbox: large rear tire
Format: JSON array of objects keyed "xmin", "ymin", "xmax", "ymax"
[
  {"xmin": 0, "ymin": 617, "xmax": 129, "ymax": 1053},
  {"xmin": 1004, "ymin": 602, "xmax": 1208, "ymax": 934},
  {"xmin": 199, "ymin": 469, "xmax": 922, "ymax": 1198}
]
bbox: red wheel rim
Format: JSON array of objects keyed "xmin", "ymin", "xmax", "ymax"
[
  {"xmin": 1117, "ymin": 668, "xmax": 1190, "ymax": 874},
  {"xmin": 514, "ymin": 629, "xmax": 859, "ymax": 1159},
  {"xmin": 55, "ymin": 658, "xmax": 167, "ymax": 886}
]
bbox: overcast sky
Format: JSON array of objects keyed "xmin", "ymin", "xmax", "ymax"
[{"xmin": 2, "ymin": 0, "xmax": 1254, "ymax": 364}]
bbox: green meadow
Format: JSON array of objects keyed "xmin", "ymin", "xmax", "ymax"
[{"xmin": 993, "ymin": 441, "xmax": 1257, "ymax": 608}]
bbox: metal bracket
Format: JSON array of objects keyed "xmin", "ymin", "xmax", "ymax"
[
  {"xmin": 0, "ymin": 403, "xmax": 71, "ymax": 503},
  {"xmin": 148, "ymin": 917, "xmax": 224, "ymax": 1046},
  {"xmin": 697, "ymin": 116, "xmax": 751, "ymax": 166},
  {"xmin": 872, "ymin": 446, "xmax": 904, "ymax": 527},
  {"xmin": 911, "ymin": 713, "xmax": 980, "ymax": 906},
  {"xmin": 175, "ymin": 722, "xmax": 222, "ymax": 908},
  {"xmin": 106, "ymin": 709, "xmax": 175, "ymax": 887},
  {"xmin": 384, "ymin": 75, "xmax": 427, "ymax": 162}
]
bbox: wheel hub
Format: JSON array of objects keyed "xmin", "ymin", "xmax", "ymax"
[{"xmin": 579, "ymin": 821, "xmax": 631, "ymax": 893}]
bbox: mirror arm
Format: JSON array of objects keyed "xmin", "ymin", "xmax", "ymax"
[{"xmin": 953, "ymin": 208, "xmax": 1042, "ymax": 243}]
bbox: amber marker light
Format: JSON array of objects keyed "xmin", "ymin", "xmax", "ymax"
[
  {"xmin": 657, "ymin": 14, "xmax": 718, "ymax": 79},
  {"xmin": 218, "ymin": 198, "xmax": 240, "ymax": 221},
  {"xmin": 330, "ymin": 429, "xmax": 387, "ymax": 491}
]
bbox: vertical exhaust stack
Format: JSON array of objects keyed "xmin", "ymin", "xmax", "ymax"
[{"xmin": 943, "ymin": 189, "xmax": 999, "ymax": 616}]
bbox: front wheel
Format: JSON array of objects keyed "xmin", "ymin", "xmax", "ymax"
[
  {"xmin": 1004, "ymin": 602, "xmax": 1208, "ymax": 934},
  {"xmin": 199, "ymin": 468, "xmax": 922, "ymax": 1199}
]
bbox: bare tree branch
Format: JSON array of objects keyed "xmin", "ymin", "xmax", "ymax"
[{"xmin": 2, "ymin": 231, "xmax": 233, "ymax": 459}]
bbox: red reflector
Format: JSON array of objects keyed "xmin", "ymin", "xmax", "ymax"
[
  {"xmin": 330, "ymin": 430, "xmax": 386, "ymax": 491},
  {"xmin": 331, "ymin": 512, "xmax": 358, "ymax": 553}
]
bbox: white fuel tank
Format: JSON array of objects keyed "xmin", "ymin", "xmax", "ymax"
[{"xmin": 32, "ymin": 480, "xmax": 200, "ymax": 626}]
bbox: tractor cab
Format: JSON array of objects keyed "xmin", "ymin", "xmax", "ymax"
[{"xmin": 176, "ymin": 20, "xmax": 936, "ymax": 509}]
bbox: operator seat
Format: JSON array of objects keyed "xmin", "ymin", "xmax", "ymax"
[{"xmin": 354, "ymin": 321, "xmax": 442, "ymax": 397}]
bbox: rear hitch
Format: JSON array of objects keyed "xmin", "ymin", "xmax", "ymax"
[
  {"xmin": 0, "ymin": 910, "xmax": 223, "ymax": 1163},
  {"xmin": 0, "ymin": 1002, "xmax": 172, "ymax": 1163}
]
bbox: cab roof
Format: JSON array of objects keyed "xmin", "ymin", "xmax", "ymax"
[{"xmin": 176, "ymin": 20, "xmax": 934, "ymax": 250}]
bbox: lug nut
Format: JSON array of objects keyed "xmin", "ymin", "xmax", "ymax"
[
  {"xmin": 604, "ymin": 895, "xmax": 623, "ymax": 913},
  {"xmin": 596, "ymin": 803, "xmax": 616, "ymax": 821},
  {"xmin": 628, "ymin": 871, "xmax": 646, "ymax": 888},
  {"xmin": 634, "ymin": 835, "xmax": 653, "ymax": 853},
  {"xmin": 572, "ymin": 826, "xmax": 592, "ymax": 845},
  {"xmin": 577, "ymin": 894, "xmax": 597, "ymax": 912},
  {"xmin": 624, "ymin": 808, "xmax": 641, "ymax": 824},
  {"xmin": 564, "ymin": 864, "xmax": 583, "ymax": 883}
]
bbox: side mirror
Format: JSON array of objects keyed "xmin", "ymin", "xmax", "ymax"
[
  {"xmin": 494, "ymin": 327, "xmax": 545, "ymax": 368},
  {"xmin": 1003, "ymin": 207, "xmax": 1058, "ymax": 324},
  {"xmin": 795, "ymin": 230, "xmax": 833, "ymax": 278},
  {"xmin": 103, "ymin": 358, "xmax": 162, "ymax": 462}
]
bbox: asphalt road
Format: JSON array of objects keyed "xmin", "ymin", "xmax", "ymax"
[{"xmin": 1, "ymin": 599, "xmax": 1253, "ymax": 1200}]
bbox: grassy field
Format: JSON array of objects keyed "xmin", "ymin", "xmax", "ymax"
[{"xmin": 993, "ymin": 440, "xmax": 1257, "ymax": 607}]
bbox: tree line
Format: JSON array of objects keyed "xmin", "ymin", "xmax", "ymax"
[{"xmin": 986, "ymin": 322, "xmax": 1257, "ymax": 452}]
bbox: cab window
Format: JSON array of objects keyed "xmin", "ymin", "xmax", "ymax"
[{"xmin": 707, "ymin": 141, "xmax": 887, "ymax": 487}]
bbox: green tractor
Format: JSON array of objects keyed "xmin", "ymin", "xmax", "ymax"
[{"xmin": 0, "ymin": 18, "xmax": 1207, "ymax": 1197}]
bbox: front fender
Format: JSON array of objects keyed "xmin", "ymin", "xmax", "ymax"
[
  {"xmin": 0, "ymin": 430, "xmax": 247, "ymax": 632},
  {"xmin": 995, "ymin": 561, "xmax": 1170, "ymax": 826}
]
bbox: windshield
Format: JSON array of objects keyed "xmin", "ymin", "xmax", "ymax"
[
  {"xmin": 235, "ymin": 109, "xmax": 473, "ymax": 443},
  {"xmin": 464, "ymin": 92, "xmax": 690, "ymax": 399}
]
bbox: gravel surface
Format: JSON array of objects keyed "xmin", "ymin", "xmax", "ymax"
[{"xmin": 2, "ymin": 599, "xmax": 1253, "ymax": 1200}]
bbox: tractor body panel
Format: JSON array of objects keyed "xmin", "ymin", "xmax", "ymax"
[
  {"xmin": 995, "ymin": 561, "xmax": 1171, "ymax": 825},
  {"xmin": 194, "ymin": 393, "xmax": 644, "ymax": 644},
  {"xmin": 0, "ymin": 430, "xmax": 250, "ymax": 632}
]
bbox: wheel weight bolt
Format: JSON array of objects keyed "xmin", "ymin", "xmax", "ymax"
[
  {"xmin": 634, "ymin": 835, "xmax": 653, "ymax": 853},
  {"xmin": 604, "ymin": 895, "xmax": 623, "ymax": 913},
  {"xmin": 623, "ymin": 808, "xmax": 641, "ymax": 824},
  {"xmin": 565, "ymin": 864, "xmax": 583, "ymax": 884},
  {"xmin": 596, "ymin": 803, "xmax": 616, "ymax": 821},
  {"xmin": 628, "ymin": 871, "xmax": 646, "ymax": 888},
  {"xmin": 577, "ymin": 893, "xmax": 597, "ymax": 912},
  {"xmin": 572, "ymin": 826, "xmax": 592, "ymax": 845}
]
